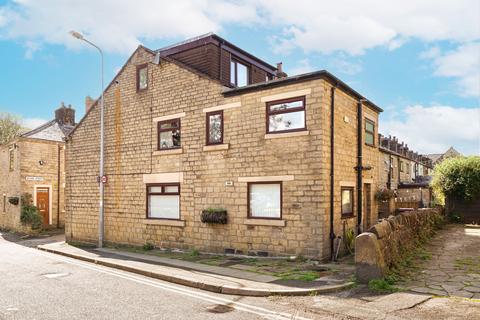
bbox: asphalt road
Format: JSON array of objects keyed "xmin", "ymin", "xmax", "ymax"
[{"xmin": 0, "ymin": 233, "xmax": 318, "ymax": 320}]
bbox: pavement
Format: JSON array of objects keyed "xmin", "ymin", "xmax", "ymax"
[
  {"xmin": 1, "ymin": 228, "xmax": 479, "ymax": 319},
  {"xmin": 37, "ymin": 241, "xmax": 354, "ymax": 296},
  {"xmin": 402, "ymin": 224, "xmax": 480, "ymax": 298}
]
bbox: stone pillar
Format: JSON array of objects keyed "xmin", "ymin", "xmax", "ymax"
[{"xmin": 355, "ymin": 232, "xmax": 387, "ymax": 283}]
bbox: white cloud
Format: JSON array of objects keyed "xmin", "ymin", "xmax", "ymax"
[
  {"xmin": 329, "ymin": 56, "xmax": 362, "ymax": 75},
  {"xmin": 429, "ymin": 43, "xmax": 480, "ymax": 97},
  {"xmin": 22, "ymin": 117, "xmax": 48, "ymax": 129},
  {"xmin": 258, "ymin": 0, "xmax": 480, "ymax": 55},
  {"xmin": 23, "ymin": 40, "xmax": 40, "ymax": 59},
  {"xmin": 380, "ymin": 105, "xmax": 480, "ymax": 156},
  {"xmin": 0, "ymin": 0, "xmax": 258, "ymax": 55},
  {"xmin": 288, "ymin": 59, "xmax": 314, "ymax": 75}
]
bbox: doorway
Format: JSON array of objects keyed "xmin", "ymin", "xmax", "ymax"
[
  {"xmin": 364, "ymin": 183, "xmax": 372, "ymax": 229},
  {"xmin": 36, "ymin": 187, "xmax": 50, "ymax": 225}
]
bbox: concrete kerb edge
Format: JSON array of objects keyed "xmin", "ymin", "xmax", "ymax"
[{"xmin": 36, "ymin": 245, "xmax": 353, "ymax": 296}]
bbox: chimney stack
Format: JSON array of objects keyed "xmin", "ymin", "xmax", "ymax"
[
  {"xmin": 85, "ymin": 96, "xmax": 95, "ymax": 113},
  {"xmin": 275, "ymin": 62, "xmax": 288, "ymax": 79},
  {"xmin": 55, "ymin": 102, "xmax": 75, "ymax": 126}
]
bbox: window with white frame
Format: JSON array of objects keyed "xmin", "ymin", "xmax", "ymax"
[
  {"xmin": 147, "ymin": 184, "xmax": 180, "ymax": 219},
  {"xmin": 248, "ymin": 182, "xmax": 282, "ymax": 219}
]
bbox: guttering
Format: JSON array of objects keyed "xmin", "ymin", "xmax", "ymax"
[{"xmin": 329, "ymin": 85, "xmax": 337, "ymax": 261}]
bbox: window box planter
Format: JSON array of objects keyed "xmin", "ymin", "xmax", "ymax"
[
  {"xmin": 201, "ymin": 209, "xmax": 227, "ymax": 224},
  {"xmin": 8, "ymin": 196, "xmax": 19, "ymax": 206}
]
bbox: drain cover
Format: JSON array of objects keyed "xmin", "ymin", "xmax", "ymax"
[{"xmin": 206, "ymin": 304, "xmax": 234, "ymax": 313}]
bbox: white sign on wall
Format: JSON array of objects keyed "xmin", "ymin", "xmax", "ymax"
[{"xmin": 26, "ymin": 176, "xmax": 44, "ymax": 181}]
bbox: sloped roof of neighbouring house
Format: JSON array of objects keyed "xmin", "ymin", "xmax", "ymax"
[
  {"xmin": 427, "ymin": 147, "xmax": 462, "ymax": 165},
  {"xmin": 21, "ymin": 103, "xmax": 76, "ymax": 142}
]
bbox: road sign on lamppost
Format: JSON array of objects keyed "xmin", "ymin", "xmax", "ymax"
[{"xmin": 70, "ymin": 30, "xmax": 105, "ymax": 248}]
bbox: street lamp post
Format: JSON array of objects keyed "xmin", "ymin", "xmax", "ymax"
[{"xmin": 70, "ymin": 31, "xmax": 105, "ymax": 248}]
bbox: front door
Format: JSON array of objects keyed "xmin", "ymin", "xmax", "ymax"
[
  {"xmin": 364, "ymin": 183, "xmax": 372, "ymax": 229},
  {"xmin": 36, "ymin": 188, "xmax": 49, "ymax": 225}
]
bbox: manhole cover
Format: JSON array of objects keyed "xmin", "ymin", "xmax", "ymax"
[
  {"xmin": 42, "ymin": 272, "xmax": 70, "ymax": 279},
  {"xmin": 206, "ymin": 304, "xmax": 234, "ymax": 313}
]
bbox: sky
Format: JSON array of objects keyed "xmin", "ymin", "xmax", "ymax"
[{"xmin": 0, "ymin": 0, "xmax": 479, "ymax": 155}]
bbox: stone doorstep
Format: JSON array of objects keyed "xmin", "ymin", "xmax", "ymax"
[{"xmin": 36, "ymin": 243, "xmax": 354, "ymax": 297}]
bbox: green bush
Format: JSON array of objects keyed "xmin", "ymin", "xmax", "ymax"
[
  {"xmin": 431, "ymin": 156, "xmax": 480, "ymax": 204},
  {"xmin": 20, "ymin": 193, "xmax": 42, "ymax": 230}
]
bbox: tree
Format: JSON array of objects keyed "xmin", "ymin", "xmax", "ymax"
[
  {"xmin": 431, "ymin": 156, "xmax": 480, "ymax": 204},
  {"xmin": 0, "ymin": 112, "xmax": 22, "ymax": 145}
]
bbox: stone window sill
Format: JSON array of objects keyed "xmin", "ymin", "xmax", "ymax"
[
  {"xmin": 153, "ymin": 148, "xmax": 183, "ymax": 156},
  {"xmin": 244, "ymin": 219, "xmax": 285, "ymax": 227},
  {"xmin": 341, "ymin": 214, "xmax": 356, "ymax": 220},
  {"xmin": 143, "ymin": 219, "xmax": 185, "ymax": 227},
  {"xmin": 203, "ymin": 144, "xmax": 229, "ymax": 152},
  {"xmin": 265, "ymin": 131, "xmax": 309, "ymax": 140}
]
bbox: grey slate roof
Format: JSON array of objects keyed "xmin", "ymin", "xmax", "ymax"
[{"xmin": 21, "ymin": 119, "xmax": 73, "ymax": 142}]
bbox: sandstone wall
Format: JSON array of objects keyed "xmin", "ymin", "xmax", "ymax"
[{"xmin": 355, "ymin": 208, "xmax": 442, "ymax": 282}]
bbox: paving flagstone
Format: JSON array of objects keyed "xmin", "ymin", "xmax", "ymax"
[{"xmin": 403, "ymin": 224, "xmax": 480, "ymax": 299}]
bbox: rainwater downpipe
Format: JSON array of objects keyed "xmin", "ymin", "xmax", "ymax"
[
  {"xmin": 329, "ymin": 85, "xmax": 337, "ymax": 261},
  {"xmin": 356, "ymin": 100, "xmax": 365, "ymax": 235}
]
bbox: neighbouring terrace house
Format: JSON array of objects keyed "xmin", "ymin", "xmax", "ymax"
[
  {"xmin": 0, "ymin": 104, "xmax": 75, "ymax": 232},
  {"xmin": 377, "ymin": 134, "xmax": 434, "ymax": 216},
  {"xmin": 65, "ymin": 33, "xmax": 382, "ymax": 259}
]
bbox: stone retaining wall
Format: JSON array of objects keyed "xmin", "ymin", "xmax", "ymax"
[{"xmin": 355, "ymin": 208, "xmax": 442, "ymax": 283}]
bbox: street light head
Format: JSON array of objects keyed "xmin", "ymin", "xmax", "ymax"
[{"xmin": 69, "ymin": 30, "xmax": 84, "ymax": 40}]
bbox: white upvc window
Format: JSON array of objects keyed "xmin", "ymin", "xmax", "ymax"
[
  {"xmin": 248, "ymin": 182, "xmax": 282, "ymax": 219},
  {"xmin": 147, "ymin": 184, "xmax": 180, "ymax": 220}
]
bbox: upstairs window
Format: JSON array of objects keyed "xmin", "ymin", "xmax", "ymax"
[
  {"xmin": 230, "ymin": 59, "xmax": 249, "ymax": 87},
  {"xmin": 137, "ymin": 64, "xmax": 148, "ymax": 91},
  {"xmin": 158, "ymin": 119, "xmax": 181, "ymax": 150},
  {"xmin": 147, "ymin": 184, "xmax": 180, "ymax": 220},
  {"xmin": 341, "ymin": 187, "xmax": 354, "ymax": 217},
  {"xmin": 400, "ymin": 161, "xmax": 404, "ymax": 172},
  {"xmin": 9, "ymin": 148, "xmax": 14, "ymax": 172},
  {"xmin": 267, "ymin": 96, "xmax": 306, "ymax": 134},
  {"xmin": 365, "ymin": 119, "xmax": 375, "ymax": 146},
  {"xmin": 206, "ymin": 110, "xmax": 223, "ymax": 145}
]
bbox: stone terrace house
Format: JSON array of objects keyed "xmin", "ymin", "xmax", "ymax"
[
  {"xmin": 377, "ymin": 134, "xmax": 434, "ymax": 214},
  {"xmin": 0, "ymin": 104, "xmax": 75, "ymax": 232},
  {"xmin": 65, "ymin": 33, "xmax": 383, "ymax": 259}
]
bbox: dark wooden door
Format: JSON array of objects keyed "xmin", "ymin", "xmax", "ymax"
[
  {"xmin": 364, "ymin": 184, "xmax": 372, "ymax": 229},
  {"xmin": 36, "ymin": 188, "xmax": 49, "ymax": 225}
]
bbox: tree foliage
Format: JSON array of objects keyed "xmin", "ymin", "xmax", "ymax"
[
  {"xmin": 0, "ymin": 112, "xmax": 22, "ymax": 145},
  {"xmin": 431, "ymin": 156, "xmax": 480, "ymax": 203}
]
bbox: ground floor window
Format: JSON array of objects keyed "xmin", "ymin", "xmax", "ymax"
[
  {"xmin": 147, "ymin": 184, "xmax": 180, "ymax": 219},
  {"xmin": 248, "ymin": 182, "xmax": 282, "ymax": 219},
  {"xmin": 341, "ymin": 187, "xmax": 354, "ymax": 217}
]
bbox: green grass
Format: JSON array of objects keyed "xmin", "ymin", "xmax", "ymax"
[
  {"xmin": 368, "ymin": 275, "xmax": 400, "ymax": 293},
  {"xmin": 275, "ymin": 270, "xmax": 319, "ymax": 281}
]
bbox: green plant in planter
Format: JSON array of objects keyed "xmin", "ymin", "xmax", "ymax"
[
  {"xmin": 8, "ymin": 196, "xmax": 19, "ymax": 205},
  {"xmin": 201, "ymin": 208, "xmax": 227, "ymax": 224},
  {"xmin": 20, "ymin": 193, "xmax": 42, "ymax": 230}
]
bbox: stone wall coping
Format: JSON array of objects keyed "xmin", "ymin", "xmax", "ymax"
[
  {"xmin": 238, "ymin": 175, "xmax": 294, "ymax": 182},
  {"xmin": 153, "ymin": 148, "xmax": 183, "ymax": 156},
  {"xmin": 202, "ymin": 102, "xmax": 241, "ymax": 113},
  {"xmin": 203, "ymin": 144, "xmax": 229, "ymax": 152},
  {"xmin": 244, "ymin": 219, "xmax": 286, "ymax": 227},
  {"xmin": 143, "ymin": 172, "xmax": 183, "ymax": 184},
  {"xmin": 143, "ymin": 219, "xmax": 185, "ymax": 227},
  {"xmin": 260, "ymin": 88, "xmax": 312, "ymax": 102},
  {"xmin": 152, "ymin": 112, "xmax": 186, "ymax": 122},
  {"xmin": 265, "ymin": 131, "xmax": 309, "ymax": 140}
]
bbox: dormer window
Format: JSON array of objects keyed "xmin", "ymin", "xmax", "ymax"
[
  {"xmin": 137, "ymin": 64, "xmax": 148, "ymax": 91},
  {"xmin": 230, "ymin": 58, "xmax": 249, "ymax": 87}
]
